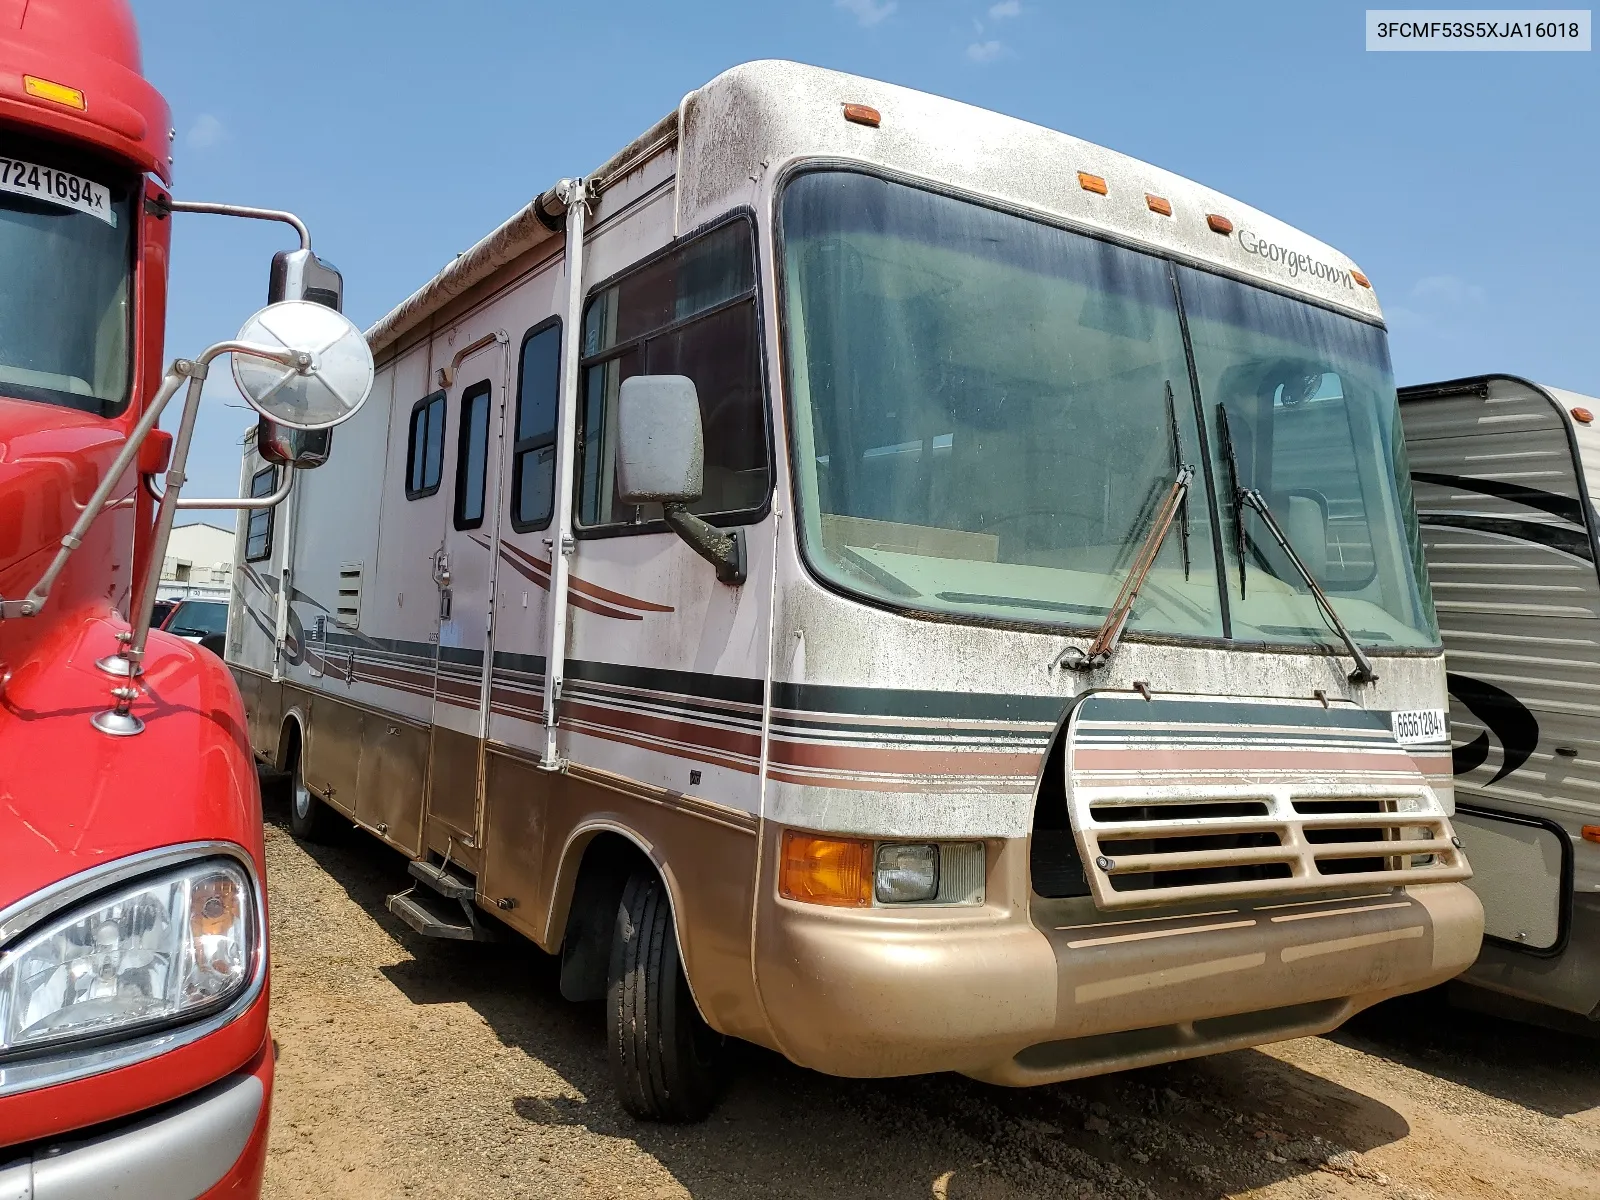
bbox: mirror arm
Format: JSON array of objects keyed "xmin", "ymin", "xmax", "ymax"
[
  {"xmin": 662, "ymin": 504, "xmax": 746, "ymax": 585},
  {"xmin": 165, "ymin": 200, "xmax": 311, "ymax": 251},
  {"xmin": 138, "ymin": 469, "xmax": 294, "ymax": 510}
]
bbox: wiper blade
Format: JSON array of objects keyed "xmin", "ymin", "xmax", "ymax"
[
  {"xmin": 1215, "ymin": 403, "xmax": 1247, "ymax": 597},
  {"xmin": 1165, "ymin": 380, "xmax": 1190, "ymax": 580},
  {"xmin": 1063, "ymin": 462, "xmax": 1194, "ymax": 672},
  {"xmin": 1235, "ymin": 486, "xmax": 1379, "ymax": 685}
]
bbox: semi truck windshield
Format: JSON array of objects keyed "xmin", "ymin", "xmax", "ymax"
[
  {"xmin": 0, "ymin": 137, "xmax": 134, "ymax": 417},
  {"xmin": 779, "ymin": 169, "xmax": 1438, "ymax": 652}
]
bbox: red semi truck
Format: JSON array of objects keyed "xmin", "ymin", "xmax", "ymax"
[{"xmin": 0, "ymin": 3, "xmax": 370, "ymax": 1193}]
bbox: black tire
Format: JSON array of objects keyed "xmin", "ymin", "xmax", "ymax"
[
  {"xmin": 607, "ymin": 868, "xmax": 724, "ymax": 1121},
  {"xmin": 286, "ymin": 740, "xmax": 337, "ymax": 842}
]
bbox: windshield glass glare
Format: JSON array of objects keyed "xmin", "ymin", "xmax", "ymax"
[
  {"xmin": 0, "ymin": 135, "xmax": 134, "ymax": 416},
  {"xmin": 1180, "ymin": 264, "xmax": 1438, "ymax": 649},
  {"xmin": 166, "ymin": 600, "xmax": 228, "ymax": 637},
  {"xmin": 780, "ymin": 170, "xmax": 1222, "ymax": 639},
  {"xmin": 779, "ymin": 169, "xmax": 1438, "ymax": 653}
]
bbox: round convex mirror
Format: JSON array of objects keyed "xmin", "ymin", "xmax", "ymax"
[{"xmin": 232, "ymin": 300, "xmax": 374, "ymax": 430}]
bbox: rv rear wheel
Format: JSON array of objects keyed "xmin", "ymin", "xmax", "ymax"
[
  {"xmin": 606, "ymin": 868, "xmax": 724, "ymax": 1121},
  {"xmin": 288, "ymin": 744, "xmax": 337, "ymax": 842}
]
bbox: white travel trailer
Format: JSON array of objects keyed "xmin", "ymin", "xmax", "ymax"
[
  {"xmin": 227, "ymin": 61, "xmax": 1482, "ymax": 1120},
  {"xmin": 1400, "ymin": 375, "xmax": 1600, "ymax": 1023}
]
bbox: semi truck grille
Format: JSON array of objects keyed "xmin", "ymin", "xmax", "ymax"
[{"xmin": 1068, "ymin": 788, "xmax": 1467, "ymax": 908}]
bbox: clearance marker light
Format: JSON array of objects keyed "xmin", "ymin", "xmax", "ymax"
[
  {"xmin": 1572, "ymin": 407, "xmax": 1594, "ymax": 425},
  {"xmin": 1352, "ymin": 270, "xmax": 1373, "ymax": 289},
  {"xmin": 23, "ymin": 75, "xmax": 85, "ymax": 110},
  {"xmin": 843, "ymin": 103, "xmax": 881, "ymax": 127},
  {"xmin": 1582, "ymin": 825, "xmax": 1600, "ymax": 844},
  {"xmin": 1078, "ymin": 172, "xmax": 1108, "ymax": 195},
  {"xmin": 779, "ymin": 831, "xmax": 873, "ymax": 907},
  {"xmin": 1146, "ymin": 194, "xmax": 1172, "ymax": 216},
  {"xmin": 1206, "ymin": 213, "xmax": 1234, "ymax": 235}
]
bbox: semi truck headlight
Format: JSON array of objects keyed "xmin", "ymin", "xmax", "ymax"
[
  {"xmin": 0, "ymin": 860, "xmax": 255, "ymax": 1056},
  {"xmin": 875, "ymin": 843, "xmax": 939, "ymax": 903}
]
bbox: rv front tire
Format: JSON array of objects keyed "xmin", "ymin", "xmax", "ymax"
[
  {"xmin": 606, "ymin": 867, "xmax": 724, "ymax": 1121},
  {"xmin": 287, "ymin": 739, "xmax": 337, "ymax": 842}
]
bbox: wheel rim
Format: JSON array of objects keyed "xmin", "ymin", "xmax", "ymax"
[{"xmin": 293, "ymin": 772, "xmax": 311, "ymax": 819}]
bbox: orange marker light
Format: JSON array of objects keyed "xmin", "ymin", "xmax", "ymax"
[
  {"xmin": 1582, "ymin": 825, "xmax": 1600, "ymax": 844},
  {"xmin": 1145, "ymin": 194, "xmax": 1172, "ymax": 216},
  {"xmin": 843, "ymin": 103, "xmax": 881, "ymax": 128},
  {"xmin": 779, "ymin": 831, "xmax": 873, "ymax": 906},
  {"xmin": 1351, "ymin": 270, "xmax": 1372, "ymax": 288},
  {"xmin": 1206, "ymin": 214, "xmax": 1234, "ymax": 235},
  {"xmin": 1078, "ymin": 172, "xmax": 1108, "ymax": 195},
  {"xmin": 1572, "ymin": 407, "xmax": 1594, "ymax": 425},
  {"xmin": 23, "ymin": 75, "xmax": 85, "ymax": 110}
]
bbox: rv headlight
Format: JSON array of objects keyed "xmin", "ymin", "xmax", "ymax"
[
  {"xmin": 875, "ymin": 843, "xmax": 939, "ymax": 903},
  {"xmin": 0, "ymin": 860, "xmax": 255, "ymax": 1056}
]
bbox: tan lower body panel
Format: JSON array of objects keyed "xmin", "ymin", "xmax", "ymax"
[
  {"xmin": 425, "ymin": 724, "xmax": 482, "ymax": 871},
  {"xmin": 752, "ymin": 824, "xmax": 1484, "ymax": 1084}
]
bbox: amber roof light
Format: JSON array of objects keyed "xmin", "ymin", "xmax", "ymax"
[
  {"xmin": 1572, "ymin": 407, "xmax": 1594, "ymax": 425},
  {"xmin": 843, "ymin": 103, "xmax": 881, "ymax": 127},
  {"xmin": 1206, "ymin": 214, "xmax": 1234, "ymax": 235},
  {"xmin": 1351, "ymin": 270, "xmax": 1372, "ymax": 288},
  {"xmin": 1145, "ymin": 194, "xmax": 1172, "ymax": 216},
  {"xmin": 1078, "ymin": 172, "xmax": 1108, "ymax": 195}
]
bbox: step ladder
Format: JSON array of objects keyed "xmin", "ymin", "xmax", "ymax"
[{"xmin": 385, "ymin": 859, "xmax": 496, "ymax": 941}]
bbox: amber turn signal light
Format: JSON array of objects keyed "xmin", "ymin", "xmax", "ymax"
[
  {"xmin": 843, "ymin": 103, "xmax": 881, "ymax": 128},
  {"xmin": 779, "ymin": 831, "xmax": 872, "ymax": 906},
  {"xmin": 24, "ymin": 74, "xmax": 85, "ymax": 110},
  {"xmin": 1145, "ymin": 194, "xmax": 1172, "ymax": 216},
  {"xmin": 1078, "ymin": 172, "xmax": 1108, "ymax": 195},
  {"xmin": 1351, "ymin": 270, "xmax": 1372, "ymax": 288},
  {"xmin": 1582, "ymin": 826, "xmax": 1600, "ymax": 844},
  {"xmin": 1572, "ymin": 407, "xmax": 1594, "ymax": 425},
  {"xmin": 1206, "ymin": 213, "xmax": 1234, "ymax": 235}
]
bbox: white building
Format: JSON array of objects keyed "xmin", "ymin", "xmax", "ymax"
[{"xmin": 160, "ymin": 522, "xmax": 235, "ymax": 600}]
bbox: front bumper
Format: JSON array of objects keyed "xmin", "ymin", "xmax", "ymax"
[
  {"xmin": 753, "ymin": 839, "xmax": 1483, "ymax": 1084},
  {"xmin": 0, "ymin": 1038, "xmax": 272, "ymax": 1200}
]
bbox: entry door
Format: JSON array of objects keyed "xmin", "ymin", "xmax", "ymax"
[{"xmin": 425, "ymin": 339, "xmax": 508, "ymax": 865}]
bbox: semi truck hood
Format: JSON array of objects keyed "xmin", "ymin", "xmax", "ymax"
[{"xmin": 0, "ymin": 612, "xmax": 264, "ymax": 914}]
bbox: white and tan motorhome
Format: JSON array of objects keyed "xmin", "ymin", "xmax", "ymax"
[
  {"xmin": 227, "ymin": 61, "xmax": 1482, "ymax": 1120},
  {"xmin": 1400, "ymin": 375, "xmax": 1600, "ymax": 1023}
]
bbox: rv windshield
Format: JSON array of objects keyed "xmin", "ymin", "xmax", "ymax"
[
  {"xmin": 779, "ymin": 170, "xmax": 1437, "ymax": 652},
  {"xmin": 0, "ymin": 137, "xmax": 134, "ymax": 417}
]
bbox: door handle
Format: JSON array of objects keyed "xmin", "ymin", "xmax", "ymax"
[
  {"xmin": 432, "ymin": 553, "xmax": 451, "ymax": 587},
  {"xmin": 439, "ymin": 587, "xmax": 453, "ymax": 622}
]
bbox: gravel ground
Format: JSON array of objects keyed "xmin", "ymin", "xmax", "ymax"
[{"xmin": 259, "ymin": 792, "xmax": 1600, "ymax": 1200}]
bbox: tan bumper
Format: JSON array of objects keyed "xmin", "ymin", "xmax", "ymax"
[{"xmin": 752, "ymin": 841, "xmax": 1482, "ymax": 1085}]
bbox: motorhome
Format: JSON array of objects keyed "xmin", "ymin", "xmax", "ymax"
[
  {"xmin": 227, "ymin": 60, "xmax": 1483, "ymax": 1120},
  {"xmin": 1400, "ymin": 375, "xmax": 1600, "ymax": 1024}
]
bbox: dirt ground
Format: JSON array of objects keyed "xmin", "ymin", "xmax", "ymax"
[{"xmin": 259, "ymin": 793, "xmax": 1600, "ymax": 1200}]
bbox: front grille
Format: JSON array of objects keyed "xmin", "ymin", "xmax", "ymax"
[{"xmin": 1067, "ymin": 787, "xmax": 1469, "ymax": 908}]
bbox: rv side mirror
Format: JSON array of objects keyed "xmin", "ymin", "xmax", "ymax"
[
  {"xmin": 269, "ymin": 248, "xmax": 344, "ymax": 311},
  {"xmin": 615, "ymin": 375, "xmax": 745, "ymax": 586},
  {"xmin": 257, "ymin": 416, "xmax": 332, "ymax": 470},
  {"xmin": 616, "ymin": 374, "xmax": 704, "ymax": 505}
]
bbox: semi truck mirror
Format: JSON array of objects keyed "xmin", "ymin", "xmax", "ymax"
[
  {"xmin": 257, "ymin": 416, "xmax": 332, "ymax": 470},
  {"xmin": 615, "ymin": 374, "xmax": 705, "ymax": 505},
  {"xmin": 232, "ymin": 300, "xmax": 375, "ymax": 430},
  {"xmin": 269, "ymin": 248, "xmax": 344, "ymax": 311}
]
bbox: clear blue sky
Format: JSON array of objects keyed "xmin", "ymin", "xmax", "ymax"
[{"xmin": 130, "ymin": 0, "xmax": 1599, "ymax": 517}]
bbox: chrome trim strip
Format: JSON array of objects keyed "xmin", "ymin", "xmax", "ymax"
[{"xmin": 0, "ymin": 841, "xmax": 267, "ymax": 1100}]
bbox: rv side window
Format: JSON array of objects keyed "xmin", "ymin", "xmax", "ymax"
[
  {"xmin": 454, "ymin": 380, "xmax": 491, "ymax": 530},
  {"xmin": 405, "ymin": 390, "xmax": 446, "ymax": 499},
  {"xmin": 244, "ymin": 466, "xmax": 277, "ymax": 562},
  {"xmin": 577, "ymin": 219, "xmax": 768, "ymax": 530},
  {"xmin": 510, "ymin": 320, "xmax": 561, "ymax": 531}
]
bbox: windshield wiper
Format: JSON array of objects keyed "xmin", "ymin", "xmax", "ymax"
[
  {"xmin": 1216, "ymin": 403, "xmax": 1379, "ymax": 685},
  {"xmin": 1165, "ymin": 380, "xmax": 1191, "ymax": 580},
  {"xmin": 1063, "ymin": 459, "xmax": 1194, "ymax": 673}
]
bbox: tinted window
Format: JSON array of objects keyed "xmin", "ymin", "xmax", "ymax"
[
  {"xmin": 454, "ymin": 381, "xmax": 491, "ymax": 529},
  {"xmin": 244, "ymin": 467, "xmax": 277, "ymax": 561},
  {"xmin": 166, "ymin": 599, "xmax": 229, "ymax": 637},
  {"xmin": 511, "ymin": 322, "xmax": 561, "ymax": 530},
  {"xmin": 406, "ymin": 391, "xmax": 445, "ymax": 498},
  {"xmin": 578, "ymin": 221, "xmax": 768, "ymax": 529}
]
